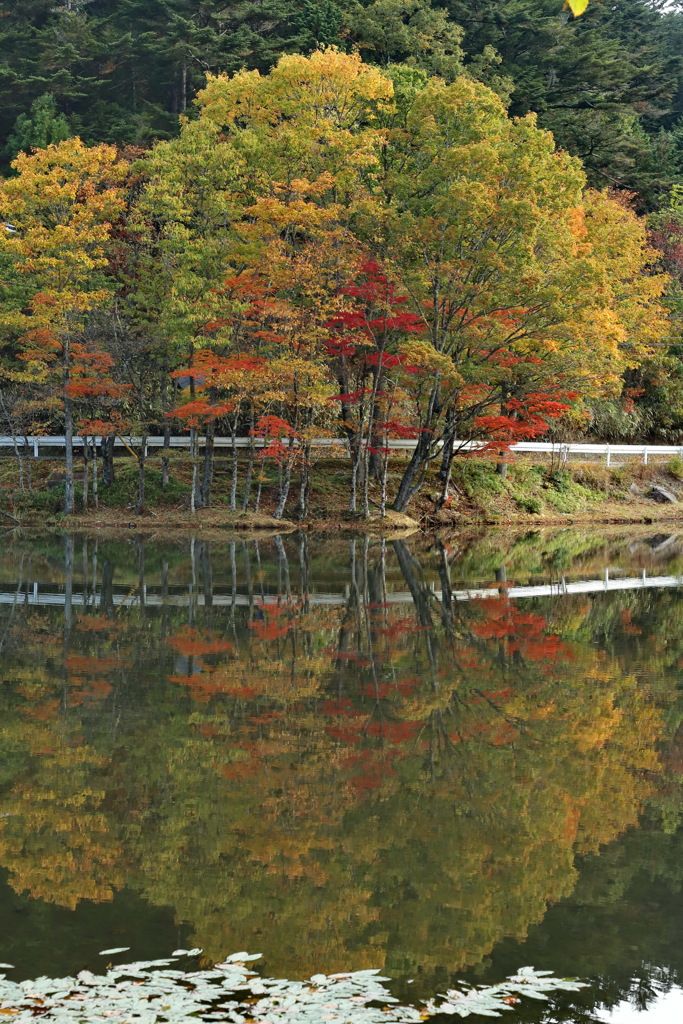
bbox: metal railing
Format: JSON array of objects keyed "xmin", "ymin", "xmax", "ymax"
[{"xmin": 0, "ymin": 435, "xmax": 681, "ymax": 465}]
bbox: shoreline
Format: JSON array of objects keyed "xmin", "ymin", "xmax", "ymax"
[
  {"xmin": 7, "ymin": 456, "xmax": 683, "ymax": 537},
  {"xmin": 9, "ymin": 501, "xmax": 683, "ymax": 539}
]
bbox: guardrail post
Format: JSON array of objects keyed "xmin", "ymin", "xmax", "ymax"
[
  {"xmin": 33, "ymin": 438, "xmax": 38, "ymax": 459},
  {"xmin": 643, "ymin": 446, "xmax": 648, "ymax": 465},
  {"xmin": 562, "ymin": 443, "xmax": 568, "ymax": 464},
  {"xmin": 606, "ymin": 445, "xmax": 611, "ymax": 467}
]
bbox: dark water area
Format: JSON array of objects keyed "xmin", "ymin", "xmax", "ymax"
[{"xmin": 2, "ymin": 528, "xmax": 683, "ymax": 1021}]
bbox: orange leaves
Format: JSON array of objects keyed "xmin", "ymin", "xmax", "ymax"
[
  {"xmin": 170, "ymin": 672, "xmax": 251, "ymax": 703},
  {"xmin": 167, "ymin": 627, "xmax": 233, "ymax": 658},
  {"xmin": 167, "ymin": 398, "xmax": 234, "ymax": 429},
  {"xmin": 64, "ymin": 653, "xmax": 123, "ymax": 675}
]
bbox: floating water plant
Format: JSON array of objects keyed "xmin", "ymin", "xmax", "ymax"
[{"xmin": 0, "ymin": 952, "xmax": 587, "ymax": 1022}]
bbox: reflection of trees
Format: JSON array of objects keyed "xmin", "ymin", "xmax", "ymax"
[{"xmin": 0, "ymin": 532, "xmax": 679, "ymax": 990}]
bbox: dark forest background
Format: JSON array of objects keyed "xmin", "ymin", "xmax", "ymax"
[{"xmin": 1, "ymin": 0, "xmax": 682, "ymax": 211}]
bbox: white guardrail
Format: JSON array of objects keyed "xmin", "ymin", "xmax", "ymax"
[{"xmin": 0, "ymin": 436, "xmax": 682, "ymax": 465}]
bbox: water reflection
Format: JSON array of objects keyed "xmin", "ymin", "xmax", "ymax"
[
  {"xmin": 1, "ymin": 530, "xmax": 683, "ymax": 1018},
  {"xmin": 598, "ymin": 990, "xmax": 683, "ymax": 1022}
]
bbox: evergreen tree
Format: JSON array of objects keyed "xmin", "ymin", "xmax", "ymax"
[{"xmin": 5, "ymin": 94, "xmax": 71, "ymax": 160}]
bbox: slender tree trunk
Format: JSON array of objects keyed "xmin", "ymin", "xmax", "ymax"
[
  {"xmin": 137, "ymin": 434, "xmax": 147, "ymax": 515},
  {"xmin": 181, "ymin": 62, "xmax": 187, "ymax": 112},
  {"xmin": 91, "ymin": 436, "xmax": 98, "ymax": 509},
  {"xmin": 190, "ymin": 427, "xmax": 198, "ymax": 514},
  {"xmin": 230, "ymin": 421, "xmax": 238, "ymax": 513},
  {"xmin": 438, "ymin": 411, "xmax": 456, "ymax": 480},
  {"xmin": 497, "ymin": 386, "xmax": 509, "ymax": 478},
  {"xmin": 367, "ymin": 366, "xmax": 385, "ymax": 481},
  {"xmin": 349, "ymin": 446, "xmax": 359, "ymax": 513},
  {"xmin": 349, "ymin": 402, "xmax": 366, "ymax": 514},
  {"xmin": 274, "ymin": 457, "xmax": 293, "ymax": 520},
  {"xmin": 1, "ymin": 399, "xmax": 24, "ymax": 493},
  {"xmin": 296, "ymin": 446, "xmax": 311, "ymax": 521},
  {"xmin": 200, "ymin": 421, "xmax": 215, "ymax": 507},
  {"xmin": 82, "ymin": 437, "xmax": 89, "ymax": 510},
  {"xmin": 380, "ymin": 438, "xmax": 390, "ymax": 517},
  {"xmin": 161, "ymin": 371, "xmax": 170, "ymax": 488},
  {"xmin": 63, "ymin": 354, "xmax": 74, "ymax": 515},
  {"xmin": 254, "ymin": 477, "xmax": 263, "ymax": 513},
  {"xmin": 276, "ymin": 462, "xmax": 283, "ymax": 504},
  {"xmin": 242, "ymin": 414, "xmax": 256, "ymax": 512}
]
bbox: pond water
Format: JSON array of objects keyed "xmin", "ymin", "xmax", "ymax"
[{"xmin": 1, "ymin": 528, "xmax": 683, "ymax": 1022}]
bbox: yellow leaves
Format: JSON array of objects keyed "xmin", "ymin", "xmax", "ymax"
[
  {"xmin": 566, "ymin": 0, "xmax": 590, "ymax": 15},
  {"xmin": 0, "ymin": 138, "xmax": 129, "ymax": 361},
  {"xmin": 398, "ymin": 338, "xmax": 462, "ymax": 387}
]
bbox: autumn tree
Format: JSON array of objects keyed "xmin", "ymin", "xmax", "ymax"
[
  {"xmin": 0, "ymin": 138, "xmax": 127, "ymax": 512},
  {"xmin": 371, "ymin": 74, "xmax": 670, "ymax": 510}
]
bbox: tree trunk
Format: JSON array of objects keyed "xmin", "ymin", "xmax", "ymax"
[
  {"xmin": 102, "ymin": 434, "xmax": 115, "ymax": 485},
  {"xmin": 367, "ymin": 366, "xmax": 385, "ymax": 482},
  {"xmin": 63, "ymin": 380, "xmax": 74, "ymax": 515},
  {"xmin": 296, "ymin": 445, "xmax": 311, "ymax": 521},
  {"xmin": 190, "ymin": 427, "xmax": 198, "ymax": 514},
  {"xmin": 437, "ymin": 411, "xmax": 456, "ymax": 481},
  {"xmin": 392, "ymin": 433, "xmax": 431, "ymax": 512},
  {"xmin": 274, "ymin": 457, "xmax": 293, "ymax": 520},
  {"xmin": 242, "ymin": 413, "xmax": 255, "ymax": 512},
  {"xmin": 82, "ymin": 437, "xmax": 89, "ymax": 510},
  {"xmin": 137, "ymin": 434, "xmax": 147, "ymax": 515},
  {"xmin": 161, "ymin": 372, "xmax": 170, "ymax": 488},
  {"xmin": 230, "ymin": 423, "xmax": 238, "ymax": 512},
  {"xmin": 0, "ymin": 390, "xmax": 25, "ymax": 493},
  {"xmin": 91, "ymin": 436, "xmax": 98, "ymax": 509},
  {"xmin": 254, "ymin": 477, "xmax": 263, "ymax": 513},
  {"xmin": 200, "ymin": 422, "xmax": 215, "ymax": 507}
]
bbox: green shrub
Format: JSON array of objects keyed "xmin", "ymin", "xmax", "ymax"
[
  {"xmin": 668, "ymin": 456, "xmax": 683, "ymax": 481},
  {"xmin": 100, "ymin": 467, "xmax": 188, "ymax": 507},
  {"xmin": 516, "ymin": 495, "xmax": 541, "ymax": 514},
  {"xmin": 548, "ymin": 468, "xmax": 572, "ymax": 492},
  {"xmin": 455, "ymin": 460, "xmax": 506, "ymax": 499},
  {"xmin": 17, "ymin": 482, "xmax": 82, "ymax": 514}
]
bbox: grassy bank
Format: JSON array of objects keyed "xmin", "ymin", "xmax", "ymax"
[
  {"xmin": 4, "ymin": 453, "xmax": 683, "ymax": 534},
  {"xmin": 436, "ymin": 457, "xmax": 683, "ymax": 527}
]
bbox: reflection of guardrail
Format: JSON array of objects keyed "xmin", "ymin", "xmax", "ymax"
[
  {"xmin": 0, "ymin": 572, "xmax": 681, "ymax": 609},
  {"xmin": 2, "ymin": 436, "xmax": 683, "ymax": 465}
]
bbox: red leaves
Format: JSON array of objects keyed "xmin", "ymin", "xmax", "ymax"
[
  {"xmin": 324, "ymin": 338, "xmax": 356, "ymax": 358},
  {"xmin": 250, "ymin": 415, "xmax": 299, "ymax": 464},
  {"xmin": 473, "ymin": 387, "xmax": 576, "ymax": 453},
  {"xmin": 365, "ymin": 720, "xmax": 420, "ymax": 742},
  {"xmin": 472, "ymin": 599, "xmax": 572, "ymax": 663},
  {"xmin": 376, "ymin": 420, "xmax": 425, "ymax": 439},
  {"xmin": 251, "ymin": 414, "xmax": 297, "ymax": 439}
]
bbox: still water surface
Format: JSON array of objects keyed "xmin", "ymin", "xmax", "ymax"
[{"xmin": 2, "ymin": 528, "xmax": 683, "ymax": 1021}]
